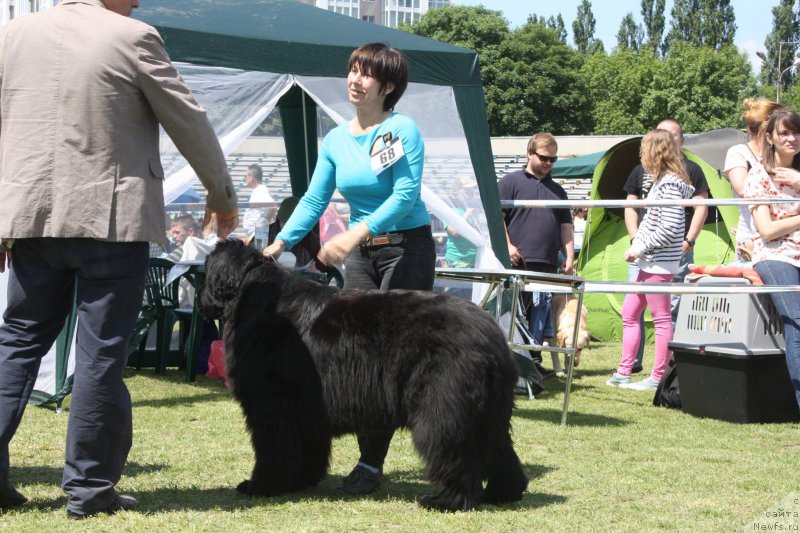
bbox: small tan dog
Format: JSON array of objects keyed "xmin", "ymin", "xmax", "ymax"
[{"xmin": 547, "ymin": 293, "xmax": 590, "ymax": 375}]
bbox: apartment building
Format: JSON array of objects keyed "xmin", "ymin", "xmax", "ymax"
[
  {"xmin": 0, "ymin": 0, "xmax": 57, "ymax": 25},
  {"xmin": 298, "ymin": 0, "xmax": 452, "ymax": 27}
]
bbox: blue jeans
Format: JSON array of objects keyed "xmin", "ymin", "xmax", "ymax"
[
  {"xmin": 528, "ymin": 292, "xmax": 553, "ymax": 346},
  {"xmin": 627, "ymin": 263, "xmax": 645, "ymax": 368},
  {"xmin": 753, "ymin": 260, "xmax": 800, "ymax": 410}
]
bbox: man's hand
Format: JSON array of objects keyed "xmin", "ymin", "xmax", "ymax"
[
  {"xmin": 508, "ymin": 243, "xmax": 522, "ymax": 267},
  {"xmin": 203, "ymin": 207, "xmax": 239, "ymax": 240},
  {"xmin": 0, "ymin": 251, "xmax": 9, "ymax": 273},
  {"xmin": 561, "ymin": 258, "xmax": 574, "ymax": 275}
]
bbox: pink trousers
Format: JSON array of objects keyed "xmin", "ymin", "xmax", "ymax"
[{"xmin": 617, "ymin": 270, "xmax": 674, "ymax": 381}]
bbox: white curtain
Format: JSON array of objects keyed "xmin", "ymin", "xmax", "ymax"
[
  {"xmin": 161, "ymin": 63, "xmax": 500, "ymax": 270},
  {"xmin": 161, "ymin": 64, "xmax": 294, "ymax": 204}
]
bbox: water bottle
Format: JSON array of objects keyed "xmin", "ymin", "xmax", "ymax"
[{"xmin": 254, "ymin": 228, "xmax": 268, "ymax": 251}]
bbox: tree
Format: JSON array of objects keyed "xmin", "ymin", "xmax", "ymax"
[
  {"xmin": 572, "ymin": 0, "xmax": 602, "ymax": 54},
  {"xmin": 549, "ymin": 14, "xmax": 568, "ymax": 44},
  {"xmin": 580, "ymin": 49, "xmax": 661, "ymax": 134},
  {"xmin": 616, "ymin": 13, "xmax": 644, "ymax": 52},
  {"xmin": 527, "ymin": 14, "xmax": 568, "ymax": 44},
  {"xmin": 405, "ymin": 5, "xmax": 509, "ymax": 51},
  {"xmin": 640, "ymin": 0, "xmax": 666, "ymax": 54},
  {"xmin": 664, "ymin": 0, "xmax": 736, "ymax": 52},
  {"xmin": 760, "ymin": 0, "xmax": 799, "ymax": 91},
  {"xmin": 484, "ymin": 23, "xmax": 592, "ymax": 135},
  {"xmin": 641, "ymin": 42, "xmax": 755, "ymax": 132}
]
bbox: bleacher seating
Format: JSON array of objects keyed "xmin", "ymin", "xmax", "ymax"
[{"xmin": 174, "ymin": 151, "xmax": 593, "ymax": 211}]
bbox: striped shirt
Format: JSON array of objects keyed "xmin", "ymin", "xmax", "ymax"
[{"xmin": 630, "ymin": 174, "xmax": 695, "ymax": 274}]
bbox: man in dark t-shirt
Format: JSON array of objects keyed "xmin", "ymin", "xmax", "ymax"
[
  {"xmin": 622, "ymin": 119, "xmax": 710, "ymax": 371},
  {"xmin": 498, "ymin": 132, "xmax": 574, "ymax": 375}
]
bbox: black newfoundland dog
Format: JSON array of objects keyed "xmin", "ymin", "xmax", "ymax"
[{"xmin": 198, "ymin": 240, "xmax": 527, "ymax": 511}]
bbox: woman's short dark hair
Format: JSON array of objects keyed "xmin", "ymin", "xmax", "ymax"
[{"xmin": 348, "ymin": 42, "xmax": 409, "ymax": 112}]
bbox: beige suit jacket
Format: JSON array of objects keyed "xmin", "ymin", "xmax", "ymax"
[{"xmin": 0, "ymin": 0, "xmax": 236, "ymax": 244}]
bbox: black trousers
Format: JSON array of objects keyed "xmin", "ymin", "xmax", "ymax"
[{"xmin": 343, "ymin": 226, "xmax": 435, "ymax": 469}]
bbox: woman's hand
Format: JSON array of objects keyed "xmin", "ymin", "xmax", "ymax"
[
  {"xmin": 317, "ymin": 222, "xmax": 371, "ymax": 266},
  {"xmin": 263, "ymin": 239, "xmax": 286, "ymax": 260},
  {"xmin": 772, "ymin": 167, "xmax": 800, "ymax": 190},
  {"xmin": 623, "ymin": 247, "xmax": 639, "ymax": 263}
]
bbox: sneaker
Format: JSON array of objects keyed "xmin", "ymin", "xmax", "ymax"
[
  {"xmin": 0, "ymin": 484, "xmax": 27, "ymax": 509},
  {"xmin": 605, "ymin": 372, "xmax": 632, "ymax": 387},
  {"xmin": 621, "ymin": 376, "xmax": 660, "ymax": 391},
  {"xmin": 66, "ymin": 493, "xmax": 138, "ymax": 520},
  {"xmin": 336, "ymin": 465, "xmax": 382, "ymax": 496}
]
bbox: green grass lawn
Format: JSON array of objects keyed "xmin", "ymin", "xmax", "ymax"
[{"xmin": 2, "ymin": 341, "xmax": 798, "ymax": 531}]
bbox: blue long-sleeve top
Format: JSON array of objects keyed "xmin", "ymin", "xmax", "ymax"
[{"xmin": 276, "ymin": 112, "xmax": 429, "ymax": 249}]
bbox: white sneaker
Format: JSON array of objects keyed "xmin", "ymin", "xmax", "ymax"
[
  {"xmin": 605, "ymin": 372, "xmax": 632, "ymax": 387},
  {"xmin": 621, "ymin": 376, "xmax": 660, "ymax": 391}
]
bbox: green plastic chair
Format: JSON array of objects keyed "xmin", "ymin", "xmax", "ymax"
[{"xmin": 142, "ymin": 257, "xmax": 193, "ymax": 374}]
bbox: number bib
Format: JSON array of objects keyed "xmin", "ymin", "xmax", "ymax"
[{"xmin": 370, "ymin": 136, "xmax": 405, "ymax": 173}]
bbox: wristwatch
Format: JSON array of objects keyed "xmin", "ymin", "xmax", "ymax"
[{"xmin": 684, "ymin": 239, "xmax": 695, "ymax": 247}]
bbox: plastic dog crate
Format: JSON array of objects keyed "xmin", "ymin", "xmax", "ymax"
[
  {"xmin": 674, "ymin": 277, "xmax": 784, "ymax": 351},
  {"xmin": 670, "ymin": 277, "xmax": 798, "ymax": 423},
  {"xmin": 670, "ymin": 342, "xmax": 799, "ymax": 423}
]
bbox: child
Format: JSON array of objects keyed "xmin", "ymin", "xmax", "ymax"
[{"xmin": 607, "ymin": 129, "xmax": 695, "ymax": 391}]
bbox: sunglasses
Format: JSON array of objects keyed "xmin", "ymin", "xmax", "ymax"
[{"xmin": 533, "ymin": 152, "xmax": 558, "ymax": 164}]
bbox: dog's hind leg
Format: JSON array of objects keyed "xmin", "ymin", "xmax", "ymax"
[
  {"xmin": 481, "ymin": 431, "xmax": 528, "ymax": 505},
  {"xmin": 410, "ymin": 395, "xmax": 483, "ymax": 511}
]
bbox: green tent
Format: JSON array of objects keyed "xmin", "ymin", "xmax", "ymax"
[
  {"xmin": 552, "ymin": 150, "xmax": 605, "ymax": 181},
  {"xmin": 134, "ymin": 0, "xmax": 508, "ymax": 264},
  {"xmin": 576, "ymin": 129, "xmax": 744, "ymax": 341}
]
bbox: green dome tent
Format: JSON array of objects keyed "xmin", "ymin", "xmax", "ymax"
[{"xmin": 575, "ymin": 128, "xmax": 746, "ymax": 342}]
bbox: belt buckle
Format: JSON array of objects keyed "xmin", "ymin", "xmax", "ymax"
[{"xmin": 370, "ymin": 235, "xmax": 391, "ymax": 246}]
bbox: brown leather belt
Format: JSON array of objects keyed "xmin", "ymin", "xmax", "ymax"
[{"xmin": 360, "ymin": 232, "xmax": 405, "ymax": 248}]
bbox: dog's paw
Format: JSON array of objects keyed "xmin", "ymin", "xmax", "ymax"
[
  {"xmin": 236, "ymin": 479, "xmax": 251, "ymax": 495},
  {"xmin": 417, "ymin": 492, "xmax": 478, "ymax": 512}
]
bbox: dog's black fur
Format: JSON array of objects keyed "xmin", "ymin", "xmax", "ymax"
[{"xmin": 198, "ymin": 240, "xmax": 527, "ymax": 511}]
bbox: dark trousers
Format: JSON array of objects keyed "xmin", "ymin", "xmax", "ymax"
[
  {"xmin": 0, "ymin": 238, "xmax": 148, "ymax": 513},
  {"xmin": 344, "ymin": 226, "xmax": 435, "ymax": 469}
]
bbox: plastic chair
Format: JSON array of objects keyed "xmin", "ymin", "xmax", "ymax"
[
  {"xmin": 295, "ymin": 265, "xmax": 344, "ymax": 288},
  {"xmin": 142, "ymin": 257, "xmax": 194, "ymax": 374}
]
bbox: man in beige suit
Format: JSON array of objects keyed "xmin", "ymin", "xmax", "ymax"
[{"xmin": 0, "ymin": 0, "xmax": 238, "ymax": 518}]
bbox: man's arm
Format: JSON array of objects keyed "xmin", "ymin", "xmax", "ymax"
[
  {"xmin": 560, "ymin": 222, "xmax": 574, "ymax": 275},
  {"xmin": 684, "ymin": 191, "xmax": 708, "ymax": 252},
  {"xmin": 136, "ymin": 27, "xmax": 238, "ymax": 236},
  {"xmin": 624, "ymin": 194, "xmax": 640, "ymax": 240},
  {"xmin": 503, "ymin": 223, "xmax": 522, "ymax": 267}
]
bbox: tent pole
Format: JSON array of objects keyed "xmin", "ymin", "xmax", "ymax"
[{"xmin": 301, "ymin": 88, "xmax": 310, "ymax": 186}]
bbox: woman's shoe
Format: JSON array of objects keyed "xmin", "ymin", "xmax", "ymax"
[
  {"xmin": 621, "ymin": 376, "xmax": 660, "ymax": 391},
  {"xmin": 605, "ymin": 372, "xmax": 632, "ymax": 387}
]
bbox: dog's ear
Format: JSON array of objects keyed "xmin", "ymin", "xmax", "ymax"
[{"xmin": 198, "ymin": 240, "xmax": 258, "ymax": 319}]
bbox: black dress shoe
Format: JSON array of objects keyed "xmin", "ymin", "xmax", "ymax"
[
  {"xmin": 534, "ymin": 362, "xmax": 555, "ymax": 378},
  {"xmin": 0, "ymin": 485, "xmax": 27, "ymax": 509},
  {"xmin": 66, "ymin": 493, "xmax": 138, "ymax": 519}
]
